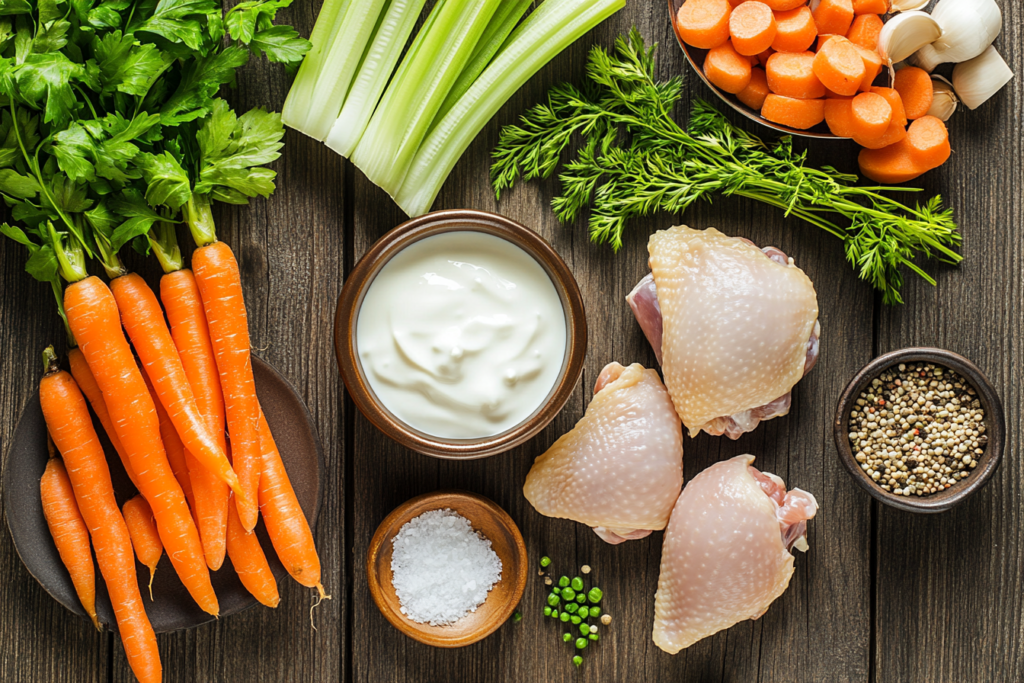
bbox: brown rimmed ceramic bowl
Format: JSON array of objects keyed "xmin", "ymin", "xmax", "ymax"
[
  {"xmin": 366, "ymin": 490, "xmax": 527, "ymax": 647},
  {"xmin": 668, "ymin": 0, "xmax": 846, "ymax": 140},
  {"xmin": 833, "ymin": 348, "xmax": 1005, "ymax": 513},
  {"xmin": 335, "ymin": 209, "xmax": 587, "ymax": 459}
]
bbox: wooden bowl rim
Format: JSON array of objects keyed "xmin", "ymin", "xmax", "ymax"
[
  {"xmin": 832, "ymin": 347, "xmax": 1005, "ymax": 513},
  {"xmin": 667, "ymin": 0, "xmax": 847, "ymax": 140},
  {"xmin": 365, "ymin": 490, "xmax": 528, "ymax": 648},
  {"xmin": 335, "ymin": 209, "xmax": 587, "ymax": 459}
]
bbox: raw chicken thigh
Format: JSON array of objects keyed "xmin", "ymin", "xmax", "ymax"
[
  {"xmin": 523, "ymin": 362, "xmax": 684, "ymax": 544},
  {"xmin": 628, "ymin": 226, "xmax": 820, "ymax": 439},
  {"xmin": 653, "ymin": 454, "xmax": 818, "ymax": 654}
]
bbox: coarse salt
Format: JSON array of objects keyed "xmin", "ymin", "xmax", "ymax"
[{"xmin": 390, "ymin": 508, "xmax": 502, "ymax": 626}]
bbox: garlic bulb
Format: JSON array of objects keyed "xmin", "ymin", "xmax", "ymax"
[
  {"xmin": 926, "ymin": 75, "xmax": 957, "ymax": 121},
  {"xmin": 910, "ymin": 0, "xmax": 1002, "ymax": 72},
  {"xmin": 952, "ymin": 45, "xmax": 1013, "ymax": 110},
  {"xmin": 877, "ymin": 11, "xmax": 942, "ymax": 68},
  {"xmin": 890, "ymin": 0, "xmax": 929, "ymax": 11}
]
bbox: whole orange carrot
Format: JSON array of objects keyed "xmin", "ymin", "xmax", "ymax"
[
  {"xmin": 141, "ymin": 365, "xmax": 196, "ymax": 516},
  {"xmin": 123, "ymin": 495, "xmax": 163, "ymax": 601},
  {"xmin": 257, "ymin": 410, "xmax": 326, "ymax": 598},
  {"xmin": 67, "ymin": 348, "xmax": 139, "ymax": 490},
  {"xmin": 39, "ymin": 349, "xmax": 161, "ymax": 683},
  {"xmin": 193, "ymin": 242, "xmax": 261, "ymax": 531},
  {"xmin": 161, "ymin": 269, "xmax": 229, "ymax": 570},
  {"xmin": 110, "ymin": 273, "xmax": 243, "ymax": 501},
  {"xmin": 65, "ymin": 276, "xmax": 219, "ymax": 616},
  {"xmin": 40, "ymin": 446, "xmax": 100, "ymax": 631}
]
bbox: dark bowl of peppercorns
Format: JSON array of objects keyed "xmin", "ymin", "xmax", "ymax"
[{"xmin": 834, "ymin": 348, "xmax": 1005, "ymax": 513}]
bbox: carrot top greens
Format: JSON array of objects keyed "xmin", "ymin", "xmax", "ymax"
[{"xmin": 0, "ymin": 0, "xmax": 308, "ymax": 321}]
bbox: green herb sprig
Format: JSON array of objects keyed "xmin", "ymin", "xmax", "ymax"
[{"xmin": 491, "ymin": 28, "xmax": 961, "ymax": 305}]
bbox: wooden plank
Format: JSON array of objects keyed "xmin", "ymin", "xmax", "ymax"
[
  {"xmin": 349, "ymin": 3, "xmax": 871, "ymax": 682},
  {"xmin": 873, "ymin": 7, "xmax": 1023, "ymax": 682}
]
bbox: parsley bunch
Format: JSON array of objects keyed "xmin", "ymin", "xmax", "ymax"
[
  {"xmin": 491, "ymin": 28, "xmax": 962, "ymax": 305},
  {"xmin": 0, "ymin": 0, "xmax": 309, "ymax": 325}
]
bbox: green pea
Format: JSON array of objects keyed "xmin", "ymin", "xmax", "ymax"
[
  {"xmin": 512, "ymin": 612, "xmax": 522, "ymax": 623},
  {"xmin": 561, "ymin": 587, "xmax": 575, "ymax": 601},
  {"xmin": 560, "ymin": 612, "xmax": 570, "ymax": 623},
  {"xmin": 579, "ymin": 623, "xmax": 590, "ymax": 636},
  {"xmin": 589, "ymin": 633, "xmax": 599, "ymax": 641},
  {"xmin": 563, "ymin": 633, "xmax": 572, "ymax": 643},
  {"xmin": 588, "ymin": 587, "xmax": 603, "ymax": 603},
  {"xmin": 544, "ymin": 606, "xmax": 552, "ymax": 617},
  {"xmin": 576, "ymin": 592, "xmax": 586, "ymax": 604},
  {"xmin": 571, "ymin": 577, "xmax": 584, "ymax": 592},
  {"xmin": 564, "ymin": 602, "xmax": 578, "ymax": 614},
  {"xmin": 550, "ymin": 610, "xmax": 559, "ymax": 619},
  {"xmin": 558, "ymin": 576, "xmax": 570, "ymax": 587},
  {"xmin": 575, "ymin": 637, "xmax": 588, "ymax": 650},
  {"xmin": 547, "ymin": 593, "xmax": 560, "ymax": 607},
  {"xmin": 588, "ymin": 606, "xmax": 601, "ymax": 619},
  {"xmin": 573, "ymin": 655, "xmax": 583, "ymax": 668},
  {"xmin": 552, "ymin": 587, "xmax": 561, "ymax": 595},
  {"xmin": 571, "ymin": 615, "xmax": 581, "ymax": 625},
  {"xmin": 540, "ymin": 556, "xmax": 552, "ymax": 567}
]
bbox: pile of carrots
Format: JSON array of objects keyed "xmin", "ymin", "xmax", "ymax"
[
  {"xmin": 674, "ymin": 0, "xmax": 951, "ymax": 183},
  {"xmin": 36, "ymin": 241, "xmax": 325, "ymax": 683}
]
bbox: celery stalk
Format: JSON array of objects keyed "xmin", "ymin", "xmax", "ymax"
[
  {"xmin": 283, "ymin": 0, "xmax": 387, "ymax": 141},
  {"xmin": 350, "ymin": 0, "xmax": 503, "ymax": 197},
  {"xmin": 281, "ymin": 0, "xmax": 351, "ymax": 134},
  {"xmin": 394, "ymin": 0, "xmax": 625, "ymax": 217},
  {"xmin": 432, "ymin": 0, "xmax": 534, "ymax": 128},
  {"xmin": 324, "ymin": 0, "xmax": 429, "ymax": 158}
]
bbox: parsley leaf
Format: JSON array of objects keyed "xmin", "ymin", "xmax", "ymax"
[
  {"xmin": 108, "ymin": 187, "xmax": 166, "ymax": 248},
  {"xmin": 194, "ymin": 98, "xmax": 282, "ymax": 202},
  {"xmin": 250, "ymin": 24, "xmax": 309, "ymax": 65},
  {"xmin": 16, "ymin": 52, "xmax": 83, "ymax": 126},
  {"xmin": 159, "ymin": 46, "xmax": 248, "ymax": 125},
  {"xmin": 132, "ymin": 0, "xmax": 220, "ymax": 52},
  {"xmin": 0, "ymin": 0, "xmax": 32, "ymax": 16},
  {"xmin": 0, "ymin": 167, "xmax": 40, "ymax": 197},
  {"xmin": 136, "ymin": 150, "xmax": 191, "ymax": 208}
]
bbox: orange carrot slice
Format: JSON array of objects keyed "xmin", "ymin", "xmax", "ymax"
[
  {"xmin": 871, "ymin": 86, "xmax": 907, "ymax": 126},
  {"xmin": 853, "ymin": 43, "xmax": 882, "ymax": 91},
  {"xmin": 676, "ymin": 0, "xmax": 732, "ymax": 49},
  {"xmin": 850, "ymin": 91, "xmax": 892, "ymax": 139},
  {"xmin": 847, "ymin": 13, "xmax": 883, "ymax": 50},
  {"xmin": 737, "ymin": 67, "xmax": 771, "ymax": 109},
  {"xmin": 771, "ymin": 7, "xmax": 817, "ymax": 53},
  {"xmin": 813, "ymin": 36, "xmax": 865, "ymax": 96},
  {"xmin": 762, "ymin": 94, "xmax": 825, "ymax": 129},
  {"xmin": 858, "ymin": 139, "xmax": 925, "ymax": 183},
  {"xmin": 904, "ymin": 115, "xmax": 951, "ymax": 169},
  {"xmin": 852, "ymin": 0, "xmax": 888, "ymax": 14},
  {"xmin": 762, "ymin": 0, "xmax": 806, "ymax": 10},
  {"xmin": 730, "ymin": 1, "xmax": 777, "ymax": 56},
  {"xmin": 824, "ymin": 98, "xmax": 857, "ymax": 137},
  {"xmin": 703, "ymin": 39, "xmax": 753, "ymax": 93},
  {"xmin": 894, "ymin": 66, "xmax": 934, "ymax": 120},
  {"xmin": 754, "ymin": 47, "xmax": 775, "ymax": 66},
  {"xmin": 813, "ymin": 0, "xmax": 854, "ymax": 37},
  {"xmin": 766, "ymin": 50, "xmax": 825, "ymax": 99}
]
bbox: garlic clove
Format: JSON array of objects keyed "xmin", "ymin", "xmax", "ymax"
[
  {"xmin": 877, "ymin": 11, "xmax": 942, "ymax": 70},
  {"xmin": 890, "ymin": 0, "xmax": 929, "ymax": 11},
  {"xmin": 926, "ymin": 75, "xmax": 958, "ymax": 121},
  {"xmin": 913, "ymin": 0, "xmax": 1002, "ymax": 71},
  {"xmin": 951, "ymin": 45, "xmax": 1013, "ymax": 110}
]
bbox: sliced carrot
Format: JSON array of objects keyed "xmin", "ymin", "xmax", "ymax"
[
  {"xmin": 824, "ymin": 86, "xmax": 854, "ymax": 99},
  {"xmin": 771, "ymin": 7, "xmax": 817, "ymax": 53},
  {"xmin": 754, "ymin": 47, "xmax": 774, "ymax": 66},
  {"xmin": 813, "ymin": 36, "xmax": 865, "ymax": 96},
  {"xmin": 703, "ymin": 40, "xmax": 753, "ymax": 94},
  {"xmin": 761, "ymin": 93, "xmax": 825, "ymax": 129},
  {"xmin": 893, "ymin": 66, "xmax": 934, "ymax": 120},
  {"xmin": 676, "ymin": 0, "xmax": 732, "ymax": 49},
  {"xmin": 847, "ymin": 13, "xmax": 883, "ymax": 50},
  {"xmin": 765, "ymin": 51, "xmax": 824, "ymax": 99},
  {"xmin": 123, "ymin": 495, "xmax": 163, "ymax": 601},
  {"xmin": 853, "ymin": 43, "xmax": 882, "ymax": 91},
  {"xmin": 858, "ymin": 139, "xmax": 925, "ymax": 183},
  {"xmin": 850, "ymin": 91, "xmax": 892, "ymax": 139},
  {"xmin": 737, "ymin": 67, "xmax": 771, "ymax": 109},
  {"xmin": 41, "ymin": 452, "xmax": 99, "ymax": 631},
  {"xmin": 871, "ymin": 86, "xmax": 907, "ymax": 126},
  {"xmin": 824, "ymin": 98, "xmax": 857, "ymax": 137},
  {"xmin": 728, "ymin": 0, "xmax": 747, "ymax": 6},
  {"xmin": 729, "ymin": 1, "xmax": 777, "ymax": 56},
  {"xmin": 817, "ymin": 34, "xmax": 839, "ymax": 51},
  {"xmin": 813, "ymin": 0, "xmax": 854, "ymax": 37},
  {"xmin": 904, "ymin": 115, "xmax": 951, "ymax": 169},
  {"xmin": 852, "ymin": 0, "xmax": 888, "ymax": 14},
  {"xmin": 762, "ymin": 0, "xmax": 806, "ymax": 10}
]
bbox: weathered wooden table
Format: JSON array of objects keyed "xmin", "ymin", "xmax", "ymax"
[{"xmin": 2, "ymin": 1, "xmax": 1021, "ymax": 681}]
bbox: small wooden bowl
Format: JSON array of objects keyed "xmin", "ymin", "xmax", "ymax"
[
  {"xmin": 335, "ymin": 209, "xmax": 587, "ymax": 459},
  {"xmin": 366, "ymin": 490, "xmax": 528, "ymax": 647},
  {"xmin": 833, "ymin": 348, "xmax": 1005, "ymax": 513}
]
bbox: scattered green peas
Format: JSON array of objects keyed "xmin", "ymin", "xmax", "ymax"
[
  {"xmin": 571, "ymin": 577, "xmax": 584, "ymax": 592},
  {"xmin": 588, "ymin": 587, "xmax": 603, "ymax": 603},
  {"xmin": 589, "ymin": 633, "xmax": 599, "ymax": 641},
  {"xmin": 558, "ymin": 576, "xmax": 570, "ymax": 588},
  {"xmin": 550, "ymin": 610, "xmax": 559, "ymax": 619},
  {"xmin": 564, "ymin": 602, "xmax": 578, "ymax": 614},
  {"xmin": 571, "ymin": 615, "xmax": 581, "ymax": 625},
  {"xmin": 552, "ymin": 587, "xmax": 561, "ymax": 595},
  {"xmin": 561, "ymin": 587, "xmax": 576, "ymax": 601},
  {"xmin": 579, "ymin": 623, "xmax": 590, "ymax": 636},
  {"xmin": 544, "ymin": 606, "xmax": 552, "ymax": 617},
  {"xmin": 540, "ymin": 556, "xmax": 552, "ymax": 567},
  {"xmin": 560, "ymin": 612, "xmax": 570, "ymax": 623},
  {"xmin": 573, "ymin": 655, "xmax": 583, "ymax": 668},
  {"xmin": 563, "ymin": 633, "xmax": 572, "ymax": 643},
  {"xmin": 547, "ymin": 593, "xmax": 560, "ymax": 607},
  {"xmin": 588, "ymin": 606, "xmax": 601, "ymax": 619},
  {"xmin": 512, "ymin": 612, "xmax": 522, "ymax": 623},
  {"xmin": 576, "ymin": 592, "xmax": 586, "ymax": 603},
  {"xmin": 575, "ymin": 637, "xmax": 588, "ymax": 650}
]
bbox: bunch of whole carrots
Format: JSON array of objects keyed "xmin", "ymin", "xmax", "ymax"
[{"xmin": 0, "ymin": 2, "xmax": 320, "ymax": 682}]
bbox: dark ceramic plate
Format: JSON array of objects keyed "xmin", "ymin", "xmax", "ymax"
[{"xmin": 4, "ymin": 356, "xmax": 323, "ymax": 633}]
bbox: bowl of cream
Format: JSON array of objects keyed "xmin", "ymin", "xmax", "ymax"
[{"xmin": 336, "ymin": 210, "xmax": 587, "ymax": 459}]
